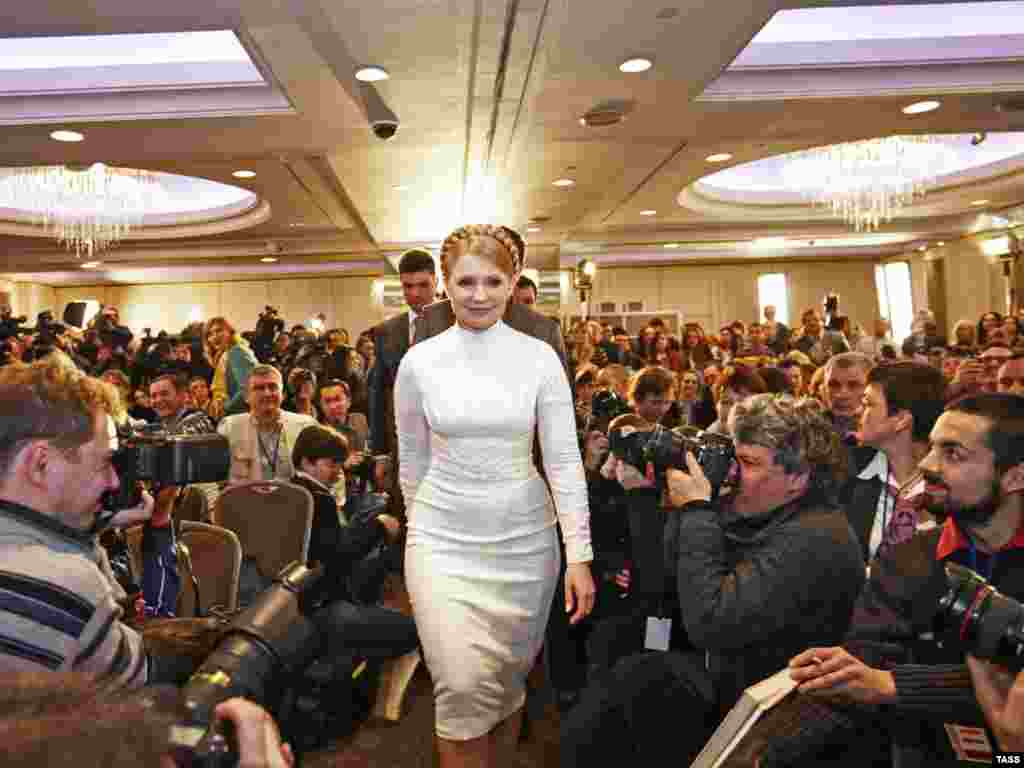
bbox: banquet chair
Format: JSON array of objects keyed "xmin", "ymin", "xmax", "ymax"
[{"xmin": 176, "ymin": 521, "xmax": 242, "ymax": 617}]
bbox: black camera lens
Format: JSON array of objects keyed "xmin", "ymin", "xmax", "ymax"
[{"xmin": 936, "ymin": 563, "xmax": 1024, "ymax": 670}]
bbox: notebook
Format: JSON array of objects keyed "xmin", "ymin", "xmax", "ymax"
[{"xmin": 689, "ymin": 667, "xmax": 798, "ymax": 768}]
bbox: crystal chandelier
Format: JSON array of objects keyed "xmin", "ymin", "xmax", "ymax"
[
  {"xmin": 0, "ymin": 164, "xmax": 165, "ymax": 258},
  {"xmin": 782, "ymin": 136, "xmax": 957, "ymax": 231}
]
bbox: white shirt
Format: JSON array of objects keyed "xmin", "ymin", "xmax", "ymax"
[
  {"xmin": 395, "ymin": 320, "xmax": 592, "ymax": 563},
  {"xmin": 858, "ymin": 450, "xmax": 893, "ymax": 562},
  {"xmin": 408, "ymin": 309, "xmax": 420, "ymax": 346}
]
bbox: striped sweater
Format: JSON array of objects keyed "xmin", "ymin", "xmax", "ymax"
[{"xmin": 0, "ymin": 499, "xmax": 147, "ymax": 689}]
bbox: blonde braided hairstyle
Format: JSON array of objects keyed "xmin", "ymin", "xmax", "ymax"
[{"xmin": 439, "ymin": 224, "xmax": 524, "ymax": 282}]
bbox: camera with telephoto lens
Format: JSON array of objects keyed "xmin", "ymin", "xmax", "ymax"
[
  {"xmin": 102, "ymin": 424, "xmax": 231, "ymax": 512},
  {"xmin": 169, "ymin": 561, "xmax": 324, "ymax": 768},
  {"xmin": 586, "ymin": 390, "xmax": 633, "ymax": 435},
  {"xmin": 934, "ymin": 562, "xmax": 1024, "ymax": 671},
  {"xmin": 252, "ymin": 306, "xmax": 286, "ymax": 363},
  {"xmin": 607, "ymin": 415, "xmax": 736, "ymax": 496}
]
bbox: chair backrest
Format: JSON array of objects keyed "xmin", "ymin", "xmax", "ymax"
[
  {"xmin": 211, "ymin": 481, "xmax": 314, "ymax": 582},
  {"xmin": 175, "ymin": 485, "xmax": 210, "ymax": 525},
  {"xmin": 177, "ymin": 521, "xmax": 242, "ymax": 616}
]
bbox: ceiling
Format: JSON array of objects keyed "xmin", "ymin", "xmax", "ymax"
[{"xmin": 3, "ymin": 0, "xmax": 1024, "ymax": 285}]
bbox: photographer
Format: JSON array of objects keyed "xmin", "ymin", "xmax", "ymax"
[
  {"xmin": 758, "ymin": 393, "xmax": 1024, "ymax": 768},
  {"xmin": 0, "ymin": 356, "xmax": 193, "ymax": 687},
  {"xmin": 563, "ymin": 395, "xmax": 865, "ymax": 766}
]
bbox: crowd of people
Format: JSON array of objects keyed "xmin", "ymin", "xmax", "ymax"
[{"xmin": 4, "ymin": 227, "xmax": 1024, "ymax": 768}]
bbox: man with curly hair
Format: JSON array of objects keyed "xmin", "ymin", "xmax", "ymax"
[{"xmin": 563, "ymin": 394, "xmax": 865, "ymax": 766}]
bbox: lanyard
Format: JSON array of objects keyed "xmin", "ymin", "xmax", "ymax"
[
  {"xmin": 257, "ymin": 427, "xmax": 283, "ymax": 476},
  {"xmin": 966, "ymin": 535, "xmax": 998, "ymax": 580}
]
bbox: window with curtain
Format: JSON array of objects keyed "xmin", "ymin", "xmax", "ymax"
[
  {"xmin": 875, "ymin": 261, "xmax": 913, "ymax": 342},
  {"xmin": 757, "ymin": 273, "xmax": 789, "ymax": 326}
]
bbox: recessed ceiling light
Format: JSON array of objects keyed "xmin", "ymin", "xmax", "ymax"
[
  {"xmin": 393, "ymin": 185, "xmax": 409, "ymax": 191},
  {"xmin": 355, "ymin": 66, "xmax": 390, "ymax": 82},
  {"xmin": 902, "ymin": 99, "xmax": 941, "ymax": 115},
  {"xmin": 289, "ymin": 222, "xmax": 305, "ymax": 228},
  {"xmin": 663, "ymin": 243, "xmax": 680, "ymax": 249},
  {"xmin": 918, "ymin": 245, "xmax": 928, "ymax": 251},
  {"xmin": 937, "ymin": 241, "xmax": 945, "ymax": 246},
  {"xmin": 526, "ymin": 226, "xmax": 541, "ymax": 232},
  {"xmin": 752, "ymin": 237, "xmax": 787, "ymax": 248},
  {"xmin": 80, "ymin": 260, "xmax": 102, "ymax": 268},
  {"xmin": 260, "ymin": 256, "xmax": 278, "ymax": 263},
  {"xmin": 619, "ymin": 57, "xmax": 653, "ymax": 73},
  {"xmin": 232, "ymin": 170, "xmax": 256, "ymax": 179},
  {"xmin": 640, "ymin": 209, "xmax": 657, "ymax": 216},
  {"xmin": 50, "ymin": 130, "xmax": 84, "ymax": 142},
  {"xmin": 705, "ymin": 153, "xmax": 733, "ymax": 163},
  {"xmin": 552, "ymin": 178, "xmax": 575, "ymax": 187},
  {"xmin": 972, "ymin": 199, "xmax": 990, "ymax": 206}
]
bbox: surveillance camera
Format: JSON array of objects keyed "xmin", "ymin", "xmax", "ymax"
[
  {"xmin": 371, "ymin": 119, "xmax": 399, "ymax": 140},
  {"xmin": 359, "ymin": 82, "xmax": 400, "ymax": 141}
]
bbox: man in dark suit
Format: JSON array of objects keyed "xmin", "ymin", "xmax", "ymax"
[
  {"xmin": 290, "ymin": 424, "xmax": 418, "ymax": 660},
  {"xmin": 366, "ymin": 248, "xmax": 438, "ymax": 519}
]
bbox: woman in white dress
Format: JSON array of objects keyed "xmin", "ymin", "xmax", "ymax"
[{"xmin": 395, "ymin": 224, "xmax": 595, "ymax": 767}]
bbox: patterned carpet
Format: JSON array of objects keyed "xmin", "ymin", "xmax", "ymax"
[{"xmin": 303, "ymin": 666, "xmax": 562, "ymax": 768}]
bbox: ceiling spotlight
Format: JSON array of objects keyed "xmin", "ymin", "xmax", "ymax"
[
  {"xmin": 289, "ymin": 222, "xmax": 305, "ymax": 228},
  {"xmin": 902, "ymin": 99, "xmax": 941, "ymax": 115},
  {"xmin": 552, "ymin": 178, "xmax": 575, "ymax": 187},
  {"xmin": 80, "ymin": 260, "xmax": 102, "ymax": 268},
  {"xmin": 526, "ymin": 226, "xmax": 541, "ymax": 232},
  {"xmin": 232, "ymin": 170, "xmax": 256, "ymax": 179},
  {"xmin": 393, "ymin": 184, "xmax": 409, "ymax": 191},
  {"xmin": 640, "ymin": 209, "xmax": 657, "ymax": 216},
  {"xmin": 972, "ymin": 199, "xmax": 990, "ymax": 206},
  {"xmin": 260, "ymin": 256, "xmax": 278, "ymax": 263},
  {"xmin": 705, "ymin": 153, "xmax": 733, "ymax": 163},
  {"xmin": 752, "ymin": 237, "xmax": 787, "ymax": 248},
  {"xmin": 918, "ymin": 245, "xmax": 928, "ymax": 251},
  {"xmin": 355, "ymin": 66, "xmax": 390, "ymax": 82},
  {"xmin": 938, "ymin": 241, "xmax": 946, "ymax": 246},
  {"xmin": 663, "ymin": 243, "xmax": 680, "ymax": 249},
  {"xmin": 619, "ymin": 57, "xmax": 653, "ymax": 73},
  {"xmin": 50, "ymin": 130, "xmax": 84, "ymax": 143}
]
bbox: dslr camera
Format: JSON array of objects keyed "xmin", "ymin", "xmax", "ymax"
[
  {"xmin": 935, "ymin": 562, "xmax": 1024, "ymax": 671},
  {"xmin": 102, "ymin": 424, "xmax": 231, "ymax": 513},
  {"xmin": 607, "ymin": 415, "xmax": 736, "ymax": 497},
  {"xmin": 586, "ymin": 389, "xmax": 633, "ymax": 435}
]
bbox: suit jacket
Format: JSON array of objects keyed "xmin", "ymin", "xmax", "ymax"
[
  {"xmin": 414, "ymin": 300, "xmax": 571, "ymax": 385},
  {"xmin": 366, "ymin": 311, "xmax": 413, "ymax": 456},
  {"xmin": 838, "ymin": 445, "xmax": 884, "ymax": 562}
]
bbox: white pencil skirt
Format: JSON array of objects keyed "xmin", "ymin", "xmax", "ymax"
[{"xmin": 405, "ymin": 524, "xmax": 560, "ymax": 740}]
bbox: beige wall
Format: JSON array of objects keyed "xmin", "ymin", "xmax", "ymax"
[
  {"xmin": 563, "ymin": 259, "xmax": 880, "ymax": 334},
  {"xmin": 0, "ymin": 281, "xmax": 58, "ymax": 322},
  {"xmin": 900, "ymin": 240, "xmax": 1006, "ymax": 338},
  {"xmin": 53, "ymin": 275, "xmax": 387, "ymax": 338}
]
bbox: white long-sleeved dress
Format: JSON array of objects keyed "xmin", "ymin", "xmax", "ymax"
[{"xmin": 395, "ymin": 319, "xmax": 591, "ymax": 740}]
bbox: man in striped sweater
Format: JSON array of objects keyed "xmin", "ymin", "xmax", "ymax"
[{"xmin": 0, "ymin": 355, "xmax": 189, "ymax": 688}]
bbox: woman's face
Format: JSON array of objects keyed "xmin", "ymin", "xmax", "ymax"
[
  {"xmin": 680, "ymin": 374, "xmax": 699, "ymax": 400},
  {"xmin": 685, "ymin": 330, "xmax": 700, "ymax": 347},
  {"xmin": 784, "ymin": 365, "xmax": 803, "ymax": 393},
  {"xmin": 655, "ymin": 335, "xmax": 669, "ymax": 352},
  {"xmin": 956, "ymin": 325, "xmax": 973, "ymax": 344},
  {"xmin": 983, "ymin": 314, "xmax": 1000, "ymax": 332},
  {"xmin": 357, "ymin": 337, "xmax": 373, "ymax": 358},
  {"xmin": 448, "ymin": 250, "xmax": 514, "ymax": 332},
  {"xmin": 209, "ymin": 323, "xmax": 231, "ymax": 350}
]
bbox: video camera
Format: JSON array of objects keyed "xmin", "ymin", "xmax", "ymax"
[
  {"xmin": 252, "ymin": 306, "xmax": 286, "ymax": 363},
  {"xmin": 934, "ymin": 562, "xmax": 1024, "ymax": 671},
  {"xmin": 607, "ymin": 414, "xmax": 736, "ymax": 497},
  {"xmin": 102, "ymin": 424, "xmax": 231, "ymax": 513},
  {"xmin": 169, "ymin": 561, "xmax": 324, "ymax": 768},
  {"xmin": 94, "ymin": 309, "xmax": 134, "ymax": 351}
]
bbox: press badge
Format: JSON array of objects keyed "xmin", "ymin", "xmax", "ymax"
[{"xmin": 644, "ymin": 616, "xmax": 672, "ymax": 651}]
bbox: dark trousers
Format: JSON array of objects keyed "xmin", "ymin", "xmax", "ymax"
[
  {"xmin": 562, "ymin": 650, "xmax": 719, "ymax": 767},
  {"xmin": 313, "ymin": 600, "xmax": 418, "ymax": 661}
]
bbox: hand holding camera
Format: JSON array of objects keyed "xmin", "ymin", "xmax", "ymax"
[{"xmin": 666, "ymin": 452, "xmax": 712, "ymax": 507}]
